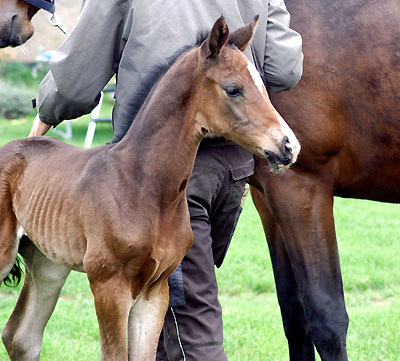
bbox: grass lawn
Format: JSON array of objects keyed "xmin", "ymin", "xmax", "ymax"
[{"xmin": 0, "ymin": 116, "xmax": 399, "ymax": 360}]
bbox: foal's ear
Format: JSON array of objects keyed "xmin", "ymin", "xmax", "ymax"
[
  {"xmin": 229, "ymin": 15, "xmax": 259, "ymax": 52},
  {"xmin": 201, "ymin": 15, "xmax": 230, "ymax": 59}
]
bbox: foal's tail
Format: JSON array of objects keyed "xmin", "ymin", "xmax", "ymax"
[{"xmin": 2, "ymin": 256, "xmax": 24, "ymax": 287}]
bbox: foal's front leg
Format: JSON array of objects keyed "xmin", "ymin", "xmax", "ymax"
[
  {"xmin": 2, "ymin": 239, "xmax": 71, "ymax": 361},
  {"xmin": 128, "ymin": 278, "xmax": 169, "ymax": 361},
  {"xmin": 87, "ymin": 271, "xmax": 134, "ymax": 361}
]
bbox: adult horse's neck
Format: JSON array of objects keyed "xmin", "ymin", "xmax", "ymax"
[{"xmin": 112, "ymin": 49, "xmax": 203, "ymax": 205}]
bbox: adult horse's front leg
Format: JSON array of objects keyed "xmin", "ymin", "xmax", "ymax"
[
  {"xmin": 2, "ymin": 238, "xmax": 71, "ymax": 361},
  {"xmin": 251, "ymin": 186, "xmax": 315, "ymax": 361},
  {"xmin": 128, "ymin": 278, "xmax": 169, "ymax": 361},
  {"xmin": 251, "ymin": 159, "xmax": 349, "ymax": 361}
]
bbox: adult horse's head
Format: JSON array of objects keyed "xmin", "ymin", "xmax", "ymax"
[
  {"xmin": 0, "ymin": 0, "xmax": 54, "ymax": 48},
  {"xmin": 195, "ymin": 16, "xmax": 300, "ymax": 172}
]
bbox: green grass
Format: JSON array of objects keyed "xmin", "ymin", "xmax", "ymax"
[{"xmin": 0, "ymin": 116, "xmax": 399, "ymax": 360}]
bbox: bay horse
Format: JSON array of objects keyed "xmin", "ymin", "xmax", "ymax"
[
  {"xmin": 0, "ymin": 0, "xmax": 44, "ymax": 48},
  {"xmin": 0, "ymin": 17, "xmax": 300, "ymax": 361},
  {"xmin": 250, "ymin": 0, "xmax": 400, "ymax": 360}
]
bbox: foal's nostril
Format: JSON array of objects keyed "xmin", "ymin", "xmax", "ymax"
[
  {"xmin": 280, "ymin": 136, "xmax": 293, "ymax": 165},
  {"xmin": 280, "ymin": 136, "xmax": 290, "ymax": 153}
]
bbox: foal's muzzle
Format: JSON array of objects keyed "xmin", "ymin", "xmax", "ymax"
[{"xmin": 264, "ymin": 136, "xmax": 294, "ymax": 171}]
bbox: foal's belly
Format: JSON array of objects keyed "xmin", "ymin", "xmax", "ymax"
[
  {"xmin": 13, "ymin": 174, "xmax": 89, "ymax": 269},
  {"xmin": 15, "ymin": 210, "xmax": 88, "ymax": 270},
  {"xmin": 21, "ymin": 225, "xmax": 87, "ymax": 270}
]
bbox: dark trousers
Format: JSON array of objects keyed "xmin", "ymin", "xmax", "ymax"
[{"xmin": 157, "ymin": 143, "xmax": 253, "ymax": 361}]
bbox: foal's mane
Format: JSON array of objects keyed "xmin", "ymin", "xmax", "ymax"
[{"xmin": 111, "ymin": 32, "xmax": 209, "ymax": 143}]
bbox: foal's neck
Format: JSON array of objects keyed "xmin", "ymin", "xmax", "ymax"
[{"xmin": 113, "ymin": 50, "xmax": 203, "ymax": 203}]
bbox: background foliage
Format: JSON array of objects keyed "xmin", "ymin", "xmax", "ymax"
[{"xmin": 0, "ymin": 62, "xmax": 44, "ymax": 119}]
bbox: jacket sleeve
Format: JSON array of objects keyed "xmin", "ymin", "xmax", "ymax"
[
  {"xmin": 264, "ymin": 0, "xmax": 303, "ymax": 93},
  {"xmin": 37, "ymin": 0, "xmax": 126, "ymax": 126}
]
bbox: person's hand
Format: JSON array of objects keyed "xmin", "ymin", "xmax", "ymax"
[{"xmin": 29, "ymin": 115, "xmax": 51, "ymax": 137}]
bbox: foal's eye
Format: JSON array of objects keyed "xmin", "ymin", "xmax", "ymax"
[{"xmin": 224, "ymin": 86, "xmax": 242, "ymax": 98}]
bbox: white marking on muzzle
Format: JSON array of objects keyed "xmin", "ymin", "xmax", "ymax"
[{"xmin": 276, "ymin": 111, "xmax": 301, "ymax": 163}]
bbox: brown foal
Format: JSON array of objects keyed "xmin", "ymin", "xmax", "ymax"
[{"xmin": 0, "ymin": 17, "xmax": 299, "ymax": 361}]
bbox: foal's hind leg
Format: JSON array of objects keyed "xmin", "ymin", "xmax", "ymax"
[
  {"xmin": 128, "ymin": 278, "xmax": 169, "ymax": 361},
  {"xmin": 0, "ymin": 194, "xmax": 19, "ymax": 283},
  {"xmin": 2, "ymin": 239, "xmax": 71, "ymax": 361}
]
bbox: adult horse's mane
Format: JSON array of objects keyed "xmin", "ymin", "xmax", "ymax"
[{"xmin": 112, "ymin": 32, "xmax": 209, "ymax": 143}]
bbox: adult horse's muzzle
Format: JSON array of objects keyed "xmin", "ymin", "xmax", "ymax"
[
  {"xmin": 0, "ymin": 14, "xmax": 33, "ymax": 47},
  {"xmin": 0, "ymin": 0, "xmax": 47, "ymax": 48},
  {"xmin": 0, "ymin": 16, "xmax": 30, "ymax": 47}
]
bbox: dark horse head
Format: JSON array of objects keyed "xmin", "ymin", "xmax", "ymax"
[{"xmin": 0, "ymin": 0, "xmax": 54, "ymax": 48}]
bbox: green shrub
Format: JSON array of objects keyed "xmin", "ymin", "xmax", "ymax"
[
  {"xmin": 0, "ymin": 61, "xmax": 46, "ymax": 87},
  {"xmin": 0, "ymin": 80, "xmax": 36, "ymax": 119}
]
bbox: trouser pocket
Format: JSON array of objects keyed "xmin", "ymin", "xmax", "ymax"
[{"xmin": 213, "ymin": 162, "xmax": 253, "ymax": 268}]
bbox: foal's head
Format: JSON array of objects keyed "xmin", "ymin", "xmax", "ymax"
[
  {"xmin": 194, "ymin": 16, "xmax": 300, "ymax": 171},
  {"xmin": 0, "ymin": 0, "xmax": 40, "ymax": 48}
]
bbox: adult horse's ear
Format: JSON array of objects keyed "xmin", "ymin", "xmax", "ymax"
[
  {"xmin": 201, "ymin": 15, "xmax": 230, "ymax": 59},
  {"xmin": 230, "ymin": 15, "xmax": 259, "ymax": 52}
]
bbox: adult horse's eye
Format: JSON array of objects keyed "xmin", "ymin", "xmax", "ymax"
[{"xmin": 224, "ymin": 86, "xmax": 242, "ymax": 98}]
